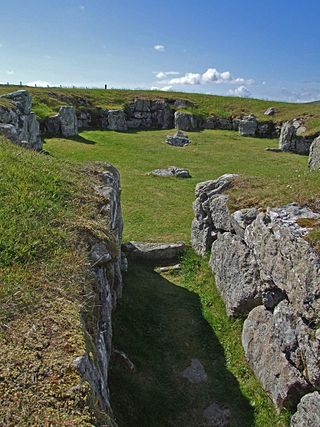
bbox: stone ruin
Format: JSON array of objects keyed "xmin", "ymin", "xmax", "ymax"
[{"xmin": 191, "ymin": 174, "xmax": 320, "ymax": 424}]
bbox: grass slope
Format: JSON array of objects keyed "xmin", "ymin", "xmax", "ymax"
[
  {"xmin": 45, "ymin": 129, "xmax": 320, "ymax": 243},
  {"xmin": 0, "ymin": 138, "xmax": 109, "ymax": 426},
  {"xmin": 110, "ymin": 254, "xmax": 290, "ymax": 427},
  {"xmin": 1, "ymin": 85, "xmax": 320, "ymax": 134}
]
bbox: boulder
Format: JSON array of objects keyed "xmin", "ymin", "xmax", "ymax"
[
  {"xmin": 203, "ymin": 403, "xmax": 231, "ymax": 427},
  {"xmin": 174, "ymin": 111, "xmax": 198, "ymax": 131},
  {"xmin": 181, "ymin": 359, "xmax": 208, "ymax": 384},
  {"xmin": 166, "ymin": 130, "xmax": 191, "ymax": 147},
  {"xmin": 217, "ymin": 118, "xmax": 233, "ymax": 130},
  {"xmin": 191, "ymin": 174, "xmax": 239, "ymax": 256},
  {"xmin": 291, "ymin": 392, "xmax": 320, "ymax": 427},
  {"xmin": 239, "ymin": 115, "xmax": 258, "ymax": 137},
  {"xmin": 308, "ymin": 136, "xmax": 320, "ymax": 170},
  {"xmin": 0, "ymin": 91, "xmax": 42, "ymax": 150},
  {"xmin": 77, "ymin": 110, "xmax": 92, "ymax": 129},
  {"xmin": 202, "ymin": 116, "xmax": 218, "ymax": 129},
  {"xmin": 59, "ymin": 106, "xmax": 78, "ymax": 137},
  {"xmin": 257, "ymin": 121, "xmax": 277, "ymax": 138},
  {"xmin": 264, "ymin": 107, "xmax": 276, "ymax": 116},
  {"xmin": 125, "ymin": 98, "xmax": 174, "ymax": 129},
  {"xmin": 149, "ymin": 166, "xmax": 191, "ymax": 178},
  {"xmin": 210, "ymin": 232, "xmax": 263, "ymax": 316},
  {"xmin": 45, "ymin": 114, "xmax": 61, "ymax": 136},
  {"xmin": 244, "ymin": 204, "xmax": 320, "ymax": 321},
  {"xmin": 242, "ymin": 305, "xmax": 311, "ymax": 411},
  {"xmin": 231, "ymin": 208, "xmax": 259, "ymax": 238},
  {"xmin": 1, "ymin": 90, "xmax": 32, "ymax": 115},
  {"xmin": 122, "ymin": 241, "xmax": 185, "ymax": 264},
  {"xmin": 107, "ymin": 110, "xmax": 127, "ymax": 131},
  {"xmin": 279, "ymin": 121, "xmax": 313, "ymax": 155}
]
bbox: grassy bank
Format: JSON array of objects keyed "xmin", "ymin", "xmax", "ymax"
[
  {"xmin": 109, "ymin": 253, "xmax": 290, "ymax": 426},
  {"xmin": 45, "ymin": 129, "xmax": 320, "ymax": 243},
  {"xmin": 1, "ymin": 85, "xmax": 320, "ymax": 134},
  {"xmin": 0, "ymin": 138, "xmax": 107, "ymax": 425}
]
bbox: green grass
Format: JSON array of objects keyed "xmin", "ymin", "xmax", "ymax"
[
  {"xmin": 109, "ymin": 252, "xmax": 290, "ymax": 426},
  {"xmin": 45, "ymin": 129, "xmax": 320, "ymax": 243},
  {"xmin": 0, "ymin": 138, "xmax": 105, "ymax": 425},
  {"xmin": 1, "ymin": 85, "xmax": 320, "ymax": 134}
]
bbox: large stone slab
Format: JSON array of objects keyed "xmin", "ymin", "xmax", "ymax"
[
  {"xmin": 308, "ymin": 136, "xmax": 320, "ymax": 170},
  {"xmin": 174, "ymin": 111, "xmax": 198, "ymax": 130},
  {"xmin": 122, "ymin": 241, "xmax": 185, "ymax": 264}
]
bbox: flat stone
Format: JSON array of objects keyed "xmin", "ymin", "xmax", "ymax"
[
  {"xmin": 181, "ymin": 359, "xmax": 208, "ymax": 384},
  {"xmin": 122, "ymin": 241, "xmax": 185, "ymax": 264},
  {"xmin": 149, "ymin": 166, "xmax": 191, "ymax": 178},
  {"xmin": 166, "ymin": 130, "xmax": 191, "ymax": 147},
  {"xmin": 203, "ymin": 402, "xmax": 231, "ymax": 427}
]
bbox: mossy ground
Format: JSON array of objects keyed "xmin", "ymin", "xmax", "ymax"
[{"xmin": 1, "ymin": 85, "xmax": 320, "ymax": 134}]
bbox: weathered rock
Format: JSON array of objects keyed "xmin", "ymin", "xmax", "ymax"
[
  {"xmin": 166, "ymin": 130, "xmax": 191, "ymax": 147},
  {"xmin": 125, "ymin": 98, "xmax": 174, "ymax": 129},
  {"xmin": 210, "ymin": 233, "xmax": 263, "ymax": 316},
  {"xmin": 149, "ymin": 166, "xmax": 191, "ymax": 178},
  {"xmin": 181, "ymin": 359, "xmax": 208, "ymax": 384},
  {"xmin": 239, "ymin": 115, "xmax": 258, "ymax": 137},
  {"xmin": 257, "ymin": 121, "xmax": 277, "ymax": 138},
  {"xmin": 1, "ymin": 90, "xmax": 32, "ymax": 115},
  {"xmin": 264, "ymin": 107, "xmax": 276, "ymax": 116},
  {"xmin": 59, "ymin": 106, "xmax": 78, "ymax": 137},
  {"xmin": 202, "ymin": 116, "xmax": 218, "ymax": 129},
  {"xmin": 122, "ymin": 241, "xmax": 185, "ymax": 264},
  {"xmin": 174, "ymin": 111, "xmax": 198, "ymax": 131},
  {"xmin": 242, "ymin": 305, "xmax": 311, "ymax": 410},
  {"xmin": 203, "ymin": 402, "xmax": 231, "ymax": 427},
  {"xmin": 107, "ymin": 110, "xmax": 127, "ymax": 131},
  {"xmin": 191, "ymin": 174, "xmax": 239, "ymax": 255},
  {"xmin": 218, "ymin": 118, "xmax": 233, "ymax": 130},
  {"xmin": 308, "ymin": 136, "xmax": 320, "ymax": 170},
  {"xmin": 77, "ymin": 110, "xmax": 92, "ymax": 129},
  {"xmin": 231, "ymin": 208, "xmax": 259, "ymax": 238},
  {"xmin": 279, "ymin": 121, "xmax": 314, "ymax": 155},
  {"xmin": 291, "ymin": 392, "xmax": 320, "ymax": 427},
  {"xmin": 44, "ymin": 114, "xmax": 61, "ymax": 136},
  {"xmin": 174, "ymin": 99, "xmax": 194, "ymax": 109},
  {"xmin": 244, "ymin": 204, "xmax": 320, "ymax": 321},
  {"xmin": 0, "ymin": 90, "xmax": 42, "ymax": 150}
]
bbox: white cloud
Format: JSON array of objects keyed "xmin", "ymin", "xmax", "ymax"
[
  {"xmin": 80, "ymin": 5, "xmax": 85, "ymax": 11},
  {"xmin": 154, "ymin": 44, "xmax": 165, "ymax": 52},
  {"xmin": 281, "ymin": 88, "xmax": 320, "ymax": 103},
  {"xmin": 168, "ymin": 67, "xmax": 253, "ymax": 86},
  {"xmin": 228, "ymin": 85, "xmax": 252, "ymax": 98},
  {"xmin": 0, "ymin": 44, "xmax": 3, "ymax": 48},
  {"xmin": 7, "ymin": 70, "xmax": 14, "ymax": 75},
  {"xmin": 151, "ymin": 85, "xmax": 173, "ymax": 92},
  {"xmin": 27, "ymin": 80, "xmax": 51, "ymax": 87},
  {"xmin": 155, "ymin": 71, "xmax": 179, "ymax": 79}
]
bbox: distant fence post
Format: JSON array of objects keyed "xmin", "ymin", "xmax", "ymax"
[{"xmin": 105, "ymin": 84, "xmax": 107, "ymax": 90}]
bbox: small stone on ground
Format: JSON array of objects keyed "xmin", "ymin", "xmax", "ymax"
[
  {"xmin": 203, "ymin": 402, "xmax": 231, "ymax": 427},
  {"xmin": 181, "ymin": 358, "xmax": 208, "ymax": 384}
]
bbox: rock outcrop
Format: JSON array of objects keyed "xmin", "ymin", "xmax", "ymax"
[
  {"xmin": 44, "ymin": 106, "xmax": 78, "ymax": 137},
  {"xmin": 0, "ymin": 90, "xmax": 42, "ymax": 150},
  {"xmin": 239, "ymin": 115, "xmax": 258, "ymax": 137},
  {"xmin": 107, "ymin": 110, "xmax": 127, "ymax": 131},
  {"xmin": 290, "ymin": 392, "xmax": 320, "ymax": 426},
  {"xmin": 279, "ymin": 120, "xmax": 314, "ymax": 155},
  {"xmin": 191, "ymin": 175, "xmax": 320, "ymax": 415},
  {"xmin": 174, "ymin": 111, "xmax": 198, "ymax": 131},
  {"xmin": 149, "ymin": 166, "xmax": 191, "ymax": 178},
  {"xmin": 125, "ymin": 98, "xmax": 174, "ymax": 129},
  {"xmin": 166, "ymin": 130, "xmax": 191, "ymax": 147},
  {"xmin": 308, "ymin": 136, "xmax": 320, "ymax": 170},
  {"xmin": 74, "ymin": 165, "xmax": 124, "ymax": 422}
]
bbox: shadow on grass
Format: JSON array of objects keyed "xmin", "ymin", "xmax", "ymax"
[
  {"xmin": 109, "ymin": 262, "xmax": 254, "ymax": 427},
  {"xmin": 67, "ymin": 135, "xmax": 97, "ymax": 145}
]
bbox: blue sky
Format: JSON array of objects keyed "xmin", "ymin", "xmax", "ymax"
[{"xmin": 1, "ymin": 0, "xmax": 320, "ymax": 102}]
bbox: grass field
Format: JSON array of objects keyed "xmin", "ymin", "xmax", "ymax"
[
  {"xmin": 1, "ymin": 85, "xmax": 320, "ymax": 134},
  {"xmin": 45, "ymin": 129, "xmax": 320, "ymax": 243}
]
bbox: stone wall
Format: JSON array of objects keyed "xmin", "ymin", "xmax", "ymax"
[
  {"xmin": 74, "ymin": 165, "xmax": 126, "ymax": 425},
  {"xmin": 279, "ymin": 120, "xmax": 315, "ymax": 155},
  {"xmin": 0, "ymin": 90, "xmax": 42, "ymax": 150},
  {"xmin": 191, "ymin": 175, "xmax": 320, "ymax": 421}
]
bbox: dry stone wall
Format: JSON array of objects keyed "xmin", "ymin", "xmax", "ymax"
[
  {"xmin": 0, "ymin": 90, "xmax": 42, "ymax": 150},
  {"xmin": 191, "ymin": 174, "xmax": 320, "ymax": 420}
]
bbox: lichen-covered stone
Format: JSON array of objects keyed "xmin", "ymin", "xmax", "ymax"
[{"xmin": 291, "ymin": 392, "xmax": 320, "ymax": 427}]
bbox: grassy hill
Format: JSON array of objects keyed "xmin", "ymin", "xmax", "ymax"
[{"xmin": 1, "ymin": 85, "xmax": 320, "ymax": 135}]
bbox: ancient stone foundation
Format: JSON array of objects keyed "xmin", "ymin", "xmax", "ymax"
[{"xmin": 191, "ymin": 174, "xmax": 320, "ymax": 423}]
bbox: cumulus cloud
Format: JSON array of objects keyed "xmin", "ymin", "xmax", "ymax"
[
  {"xmin": 167, "ymin": 68, "xmax": 253, "ymax": 86},
  {"xmin": 228, "ymin": 85, "xmax": 252, "ymax": 98},
  {"xmin": 155, "ymin": 71, "xmax": 179, "ymax": 79},
  {"xmin": 27, "ymin": 80, "xmax": 51, "ymax": 87},
  {"xmin": 281, "ymin": 88, "xmax": 320, "ymax": 103},
  {"xmin": 154, "ymin": 44, "xmax": 165, "ymax": 52},
  {"xmin": 151, "ymin": 85, "xmax": 173, "ymax": 92}
]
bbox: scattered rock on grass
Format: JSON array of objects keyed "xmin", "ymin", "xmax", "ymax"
[
  {"xmin": 166, "ymin": 130, "xmax": 191, "ymax": 147},
  {"xmin": 181, "ymin": 359, "xmax": 208, "ymax": 384},
  {"xmin": 203, "ymin": 402, "xmax": 231, "ymax": 427},
  {"xmin": 149, "ymin": 166, "xmax": 191, "ymax": 178}
]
